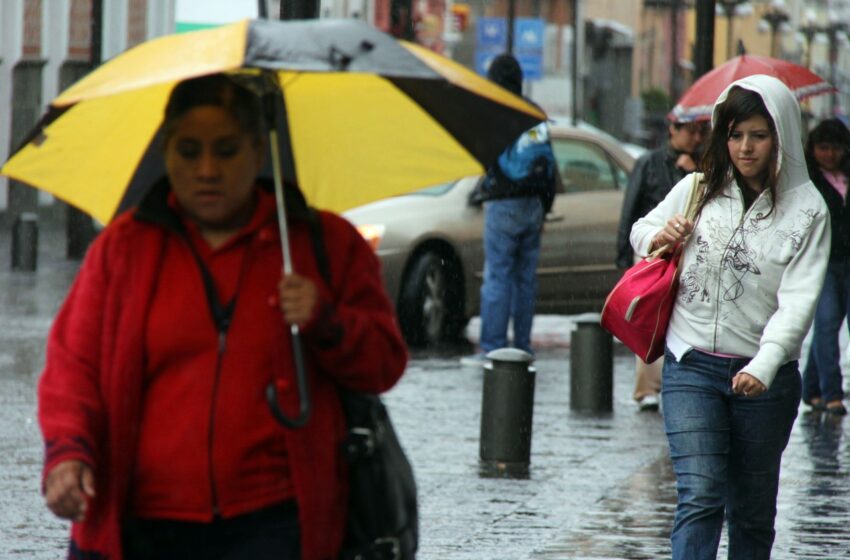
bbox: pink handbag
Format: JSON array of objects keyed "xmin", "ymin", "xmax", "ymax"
[{"xmin": 601, "ymin": 175, "xmax": 703, "ymax": 363}]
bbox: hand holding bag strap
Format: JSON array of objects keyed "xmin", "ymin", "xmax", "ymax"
[{"xmin": 648, "ymin": 173, "xmax": 704, "ymax": 260}]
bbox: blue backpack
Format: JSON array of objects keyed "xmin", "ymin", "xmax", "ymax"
[
  {"xmin": 477, "ymin": 122, "xmax": 556, "ymax": 211},
  {"xmin": 497, "ymin": 122, "xmax": 555, "ymax": 185}
]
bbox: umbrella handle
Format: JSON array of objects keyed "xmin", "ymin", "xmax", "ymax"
[
  {"xmin": 266, "ymin": 324, "xmax": 313, "ymax": 428},
  {"xmin": 261, "ymin": 69, "xmax": 312, "ymax": 428}
]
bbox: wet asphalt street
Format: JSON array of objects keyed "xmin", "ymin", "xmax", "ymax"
[{"xmin": 1, "ymin": 222, "xmax": 850, "ymax": 559}]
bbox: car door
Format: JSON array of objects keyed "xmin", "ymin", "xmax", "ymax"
[{"xmin": 536, "ymin": 136, "xmax": 627, "ymax": 314}]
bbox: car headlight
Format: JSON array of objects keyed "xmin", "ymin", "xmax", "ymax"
[{"xmin": 355, "ymin": 224, "xmax": 386, "ymax": 251}]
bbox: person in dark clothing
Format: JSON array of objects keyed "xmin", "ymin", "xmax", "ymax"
[
  {"xmin": 802, "ymin": 117, "xmax": 850, "ymax": 416},
  {"xmin": 461, "ymin": 53, "xmax": 556, "ymax": 366},
  {"xmin": 615, "ymin": 118, "xmax": 707, "ymax": 410}
]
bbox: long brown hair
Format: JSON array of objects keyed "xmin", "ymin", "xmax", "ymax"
[{"xmin": 697, "ymin": 87, "xmax": 779, "ymax": 219}]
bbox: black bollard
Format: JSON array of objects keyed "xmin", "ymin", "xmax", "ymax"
[
  {"xmin": 570, "ymin": 319, "xmax": 613, "ymax": 413},
  {"xmin": 11, "ymin": 212, "xmax": 39, "ymax": 271},
  {"xmin": 479, "ymin": 348, "xmax": 536, "ymax": 478}
]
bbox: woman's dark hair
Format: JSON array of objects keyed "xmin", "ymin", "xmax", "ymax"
[
  {"xmin": 698, "ymin": 87, "xmax": 779, "ymax": 218},
  {"xmin": 161, "ymin": 73, "xmax": 265, "ymax": 147},
  {"xmin": 804, "ymin": 117, "xmax": 850, "ymax": 172}
]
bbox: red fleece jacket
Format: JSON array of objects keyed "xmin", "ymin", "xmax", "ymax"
[{"xmin": 38, "ymin": 189, "xmax": 408, "ymax": 560}]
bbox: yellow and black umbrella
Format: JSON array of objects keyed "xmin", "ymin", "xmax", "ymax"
[
  {"xmin": 2, "ymin": 18, "xmax": 544, "ymax": 429},
  {"xmin": 1, "ymin": 18, "xmax": 544, "ymax": 225}
]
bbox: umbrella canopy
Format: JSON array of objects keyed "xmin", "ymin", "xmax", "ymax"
[
  {"xmin": 1, "ymin": 18, "xmax": 544, "ymax": 224},
  {"xmin": 669, "ymin": 54, "xmax": 834, "ymax": 123}
]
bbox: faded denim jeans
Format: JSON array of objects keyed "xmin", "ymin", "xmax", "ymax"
[
  {"xmin": 662, "ymin": 348, "xmax": 800, "ymax": 560},
  {"xmin": 479, "ymin": 197, "xmax": 543, "ymax": 353}
]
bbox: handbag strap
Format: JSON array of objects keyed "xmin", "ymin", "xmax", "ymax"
[
  {"xmin": 648, "ymin": 173, "xmax": 704, "ymax": 259},
  {"xmin": 683, "ymin": 172, "xmax": 704, "ymax": 221}
]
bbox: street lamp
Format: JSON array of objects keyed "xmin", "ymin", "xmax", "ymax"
[
  {"xmin": 718, "ymin": 0, "xmax": 749, "ymax": 60},
  {"xmin": 760, "ymin": 0, "xmax": 789, "ymax": 58},
  {"xmin": 798, "ymin": 10, "xmax": 819, "ymax": 68},
  {"xmin": 822, "ymin": 17, "xmax": 848, "ymax": 115}
]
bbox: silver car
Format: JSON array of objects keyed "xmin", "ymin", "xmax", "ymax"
[{"xmin": 343, "ymin": 124, "xmax": 639, "ymax": 346}]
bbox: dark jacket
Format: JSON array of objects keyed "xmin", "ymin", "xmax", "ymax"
[
  {"xmin": 808, "ymin": 162, "xmax": 850, "ymax": 261},
  {"xmin": 38, "ymin": 182, "xmax": 407, "ymax": 560},
  {"xmin": 472, "ymin": 122, "xmax": 557, "ymax": 214},
  {"xmin": 616, "ymin": 146, "xmax": 690, "ymax": 268}
]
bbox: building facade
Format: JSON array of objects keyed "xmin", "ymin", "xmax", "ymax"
[{"xmin": 0, "ymin": 0, "xmax": 174, "ymax": 217}]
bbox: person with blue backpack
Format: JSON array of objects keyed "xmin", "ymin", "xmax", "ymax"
[{"xmin": 462, "ymin": 53, "xmax": 556, "ymax": 366}]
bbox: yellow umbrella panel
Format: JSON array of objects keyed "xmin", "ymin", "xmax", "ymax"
[
  {"xmin": 2, "ymin": 18, "xmax": 545, "ymax": 223},
  {"xmin": 3, "ymin": 82, "xmax": 174, "ymax": 224}
]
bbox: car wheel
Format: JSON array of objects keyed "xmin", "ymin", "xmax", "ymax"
[{"xmin": 398, "ymin": 250, "xmax": 465, "ymax": 346}]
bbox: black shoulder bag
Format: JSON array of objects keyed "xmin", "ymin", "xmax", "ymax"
[{"xmin": 305, "ymin": 211, "xmax": 419, "ymax": 560}]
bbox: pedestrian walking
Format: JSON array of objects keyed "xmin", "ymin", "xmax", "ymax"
[
  {"xmin": 630, "ymin": 74, "xmax": 830, "ymax": 559},
  {"xmin": 616, "ymin": 117, "xmax": 707, "ymax": 411},
  {"xmin": 37, "ymin": 74, "xmax": 407, "ymax": 560},
  {"xmin": 801, "ymin": 117, "xmax": 850, "ymax": 416},
  {"xmin": 461, "ymin": 53, "xmax": 556, "ymax": 366}
]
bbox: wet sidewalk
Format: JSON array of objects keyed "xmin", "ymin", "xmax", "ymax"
[{"xmin": 1, "ymin": 223, "xmax": 849, "ymax": 559}]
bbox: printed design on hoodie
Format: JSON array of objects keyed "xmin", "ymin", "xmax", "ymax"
[
  {"xmin": 680, "ymin": 235, "xmax": 710, "ymax": 304},
  {"xmin": 720, "ymin": 217, "xmax": 762, "ymax": 303},
  {"xmin": 774, "ymin": 207, "xmax": 820, "ymax": 253},
  {"xmin": 679, "ymin": 203, "xmax": 822, "ymax": 310}
]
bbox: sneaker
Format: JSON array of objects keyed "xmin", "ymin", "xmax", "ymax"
[
  {"xmin": 460, "ymin": 353, "xmax": 491, "ymax": 368},
  {"xmin": 804, "ymin": 398, "xmax": 826, "ymax": 413},
  {"xmin": 825, "ymin": 402, "xmax": 848, "ymax": 416},
  {"xmin": 638, "ymin": 394, "xmax": 660, "ymax": 412}
]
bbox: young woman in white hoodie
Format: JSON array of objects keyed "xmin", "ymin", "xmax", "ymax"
[{"xmin": 631, "ymin": 75, "xmax": 830, "ymax": 559}]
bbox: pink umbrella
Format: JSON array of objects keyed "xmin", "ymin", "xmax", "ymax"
[{"xmin": 669, "ymin": 54, "xmax": 835, "ymax": 122}]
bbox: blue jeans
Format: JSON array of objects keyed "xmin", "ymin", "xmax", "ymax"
[
  {"xmin": 662, "ymin": 349, "xmax": 800, "ymax": 560},
  {"xmin": 802, "ymin": 258, "xmax": 850, "ymax": 404},
  {"xmin": 479, "ymin": 197, "xmax": 543, "ymax": 353}
]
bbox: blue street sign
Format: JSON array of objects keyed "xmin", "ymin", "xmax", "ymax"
[
  {"xmin": 514, "ymin": 18, "xmax": 545, "ymax": 51},
  {"xmin": 474, "ymin": 51, "xmax": 499, "ymax": 77},
  {"xmin": 516, "ymin": 53, "xmax": 542, "ymax": 80},
  {"xmin": 475, "ymin": 17, "xmax": 545, "ymax": 81},
  {"xmin": 476, "ymin": 17, "xmax": 506, "ymax": 49}
]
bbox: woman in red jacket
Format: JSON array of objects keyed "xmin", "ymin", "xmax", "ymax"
[{"xmin": 38, "ymin": 74, "xmax": 408, "ymax": 560}]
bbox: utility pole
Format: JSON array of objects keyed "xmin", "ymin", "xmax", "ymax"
[
  {"xmin": 66, "ymin": 0, "xmax": 102, "ymax": 259},
  {"xmin": 670, "ymin": 0, "xmax": 681, "ymax": 104},
  {"xmin": 824, "ymin": 21, "xmax": 848, "ymax": 116},
  {"xmin": 280, "ymin": 0, "xmax": 319, "ymax": 19},
  {"xmin": 389, "ymin": 0, "xmax": 415, "ymax": 39},
  {"xmin": 571, "ymin": 0, "xmax": 579, "ymax": 125},
  {"xmin": 717, "ymin": 0, "xmax": 746, "ymax": 60},
  {"xmin": 506, "ymin": 0, "xmax": 516, "ymax": 55},
  {"xmin": 760, "ymin": 2, "xmax": 789, "ymax": 58},
  {"xmin": 694, "ymin": 0, "xmax": 716, "ymax": 79}
]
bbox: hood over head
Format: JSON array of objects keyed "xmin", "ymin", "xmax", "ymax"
[{"xmin": 711, "ymin": 74, "xmax": 809, "ymax": 191}]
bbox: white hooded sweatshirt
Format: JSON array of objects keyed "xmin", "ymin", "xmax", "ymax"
[{"xmin": 630, "ymin": 74, "xmax": 830, "ymax": 389}]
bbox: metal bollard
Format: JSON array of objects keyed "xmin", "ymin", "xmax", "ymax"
[
  {"xmin": 479, "ymin": 348, "xmax": 536, "ymax": 478},
  {"xmin": 570, "ymin": 319, "xmax": 613, "ymax": 413},
  {"xmin": 11, "ymin": 212, "xmax": 39, "ymax": 271}
]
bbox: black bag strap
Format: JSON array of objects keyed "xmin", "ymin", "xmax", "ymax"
[
  {"xmin": 191, "ymin": 245, "xmax": 236, "ymax": 333},
  {"xmin": 304, "ymin": 211, "xmax": 418, "ymax": 560},
  {"xmin": 178, "ymin": 230, "xmax": 240, "ymax": 336},
  {"xmin": 306, "ymin": 209, "xmax": 332, "ymax": 286}
]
